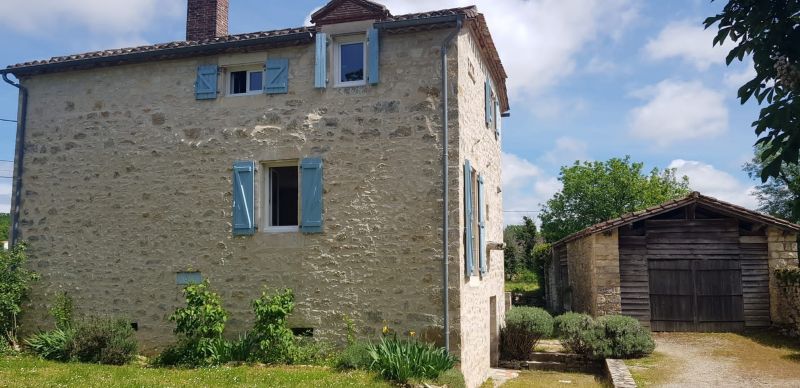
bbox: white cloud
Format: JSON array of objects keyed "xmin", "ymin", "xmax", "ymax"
[
  {"xmin": 0, "ymin": 0, "xmax": 183, "ymax": 36},
  {"xmin": 669, "ymin": 159, "xmax": 757, "ymax": 209},
  {"xmin": 543, "ymin": 137, "xmax": 589, "ymax": 166},
  {"xmin": 629, "ymin": 80, "xmax": 728, "ymax": 146},
  {"xmin": 723, "ymin": 60, "xmax": 757, "ymax": 90},
  {"xmin": 372, "ymin": 0, "xmax": 637, "ymax": 100},
  {"xmin": 644, "ymin": 20, "xmax": 732, "ymax": 70},
  {"xmin": 502, "ymin": 152, "xmax": 561, "ymax": 225}
]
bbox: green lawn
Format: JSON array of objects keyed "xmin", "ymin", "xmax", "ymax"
[
  {"xmin": 496, "ymin": 371, "xmax": 609, "ymax": 388},
  {"xmin": 0, "ymin": 356, "xmax": 392, "ymax": 388},
  {"xmin": 504, "ymin": 281, "xmax": 539, "ymax": 293}
]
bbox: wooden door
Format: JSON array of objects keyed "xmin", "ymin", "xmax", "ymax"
[{"xmin": 649, "ymin": 259, "xmax": 744, "ymax": 331}]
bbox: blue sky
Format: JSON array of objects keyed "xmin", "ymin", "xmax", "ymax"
[{"xmin": 0, "ymin": 0, "xmax": 763, "ymax": 224}]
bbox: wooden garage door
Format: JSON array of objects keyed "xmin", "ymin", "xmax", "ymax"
[{"xmin": 649, "ymin": 259, "xmax": 744, "ymax": 331}]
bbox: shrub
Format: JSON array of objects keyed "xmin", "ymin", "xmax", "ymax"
[
  {"xmin": 0, "ymin": 243, "xmax": 39, "ymax": 348},
  {"xmin": 251, "ymin": 288, "xmax": 296, "ymax": 364},
  {"xmin": 227, "ymin": 332, "xmax": 257, "ymax": 363},
  {"xmin": 433, "ymin": 368, "xmax": 466, "ymax": 388},
  {"xmin": 290, "ymin": 337, "xmax": 336, "ymax": 366},
  {"xmin": 366, "ymin": 336, "xmax": 457, "ymax": 383},
  {"xmin": 500, "ymin": 307, "xmax": 553, "ymax": 360},
  {"xmin": 165, "ymin": 281, "xmax": 228, "ymax": 366},
  {"xmin": 336, "ymin": 340, "xmax": 372, "ymax": 370},
  {"xmin": 554, "ymin": 313, "xmax": 654, "ymax": 359},
  {"xmin": 25, "ymin": 328, "xmax": 73, "ymax": 361},
  {"xmin": 594, "ymin": 315, "xmax": 654, "ymax": 359},
  {"xmin": 69, "ymin": 317, "xmax": 137, "ymax": 365},
  {"xmin": 49, "ymin": 292, "xmax": 74, "ymax": 330},
  {"xmin": 554, "ymin": 312, "xmax": 600, "ymax": 356}
]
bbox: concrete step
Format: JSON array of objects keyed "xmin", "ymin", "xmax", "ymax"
[{"xmin": 528, "ymin": 352, "xmax": 585, "ymax": 363}]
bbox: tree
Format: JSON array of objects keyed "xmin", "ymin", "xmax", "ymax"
[
  {"xmin": 705, "ymin": 1, "xmax": 800, "ymax": 181},
  {"xmin": 744, "ymin": 147, "xmax": 800, "ymax": 223},
  {"xmin": 503, "ymin": 218, "xmax": 538, "ymax": 281},
  {"xmin": 539, "ymin": 157, "xmax": 691, "ymax": 242},
  {"xmin": 0, "ymin": 213, "xmax": 9, "ymax": 242}
]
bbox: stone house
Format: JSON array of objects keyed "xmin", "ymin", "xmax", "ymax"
[
  {"xmin": 547, "ymin": 192, "xmax": 799, "ymax": 332},
  {"xmin": 1, "ymin": 0, "xmax": 508, "ymax": 386}
]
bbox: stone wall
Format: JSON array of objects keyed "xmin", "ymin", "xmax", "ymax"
[
  {"xmin": 563, "ymin": 230, "xmax": 620, "ymax": 317},
  {"xmin": 15, "ymin": 28, "xmax": 464, "ymax": 352},
  {"xmin": 454, "ymin": 28, "xmax": 506, "ymax": 388},
  {"xmin": 767, "ymin": 227, "xmax": 799, "ymax": 324},
  {"xmin": 566, "ymin": 236, "xmax": 595, "ymax": 315},
  {"xmin": 594, "ymin": 230, "xmax": 621, "ymax": 316},
  {"xmin": 776, "ymin": 281, "xmax": 800, "ymax": 337}
]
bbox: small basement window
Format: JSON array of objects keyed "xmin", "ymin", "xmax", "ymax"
[
  {"xmin": 229, "ymin": 69, "xmax": 263, "ymax": 96},
  {"xmin": 263, "ymin": 163, "xmax": 299, "ymax": 232},
  {"xmin": 334, "ymin": 35, "xmax": 366, "ymax": 87}
]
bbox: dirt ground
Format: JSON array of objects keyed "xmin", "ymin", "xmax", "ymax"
[{"xmin": 626, "ymin": 331, "xmax": 800, "ymax": 387}]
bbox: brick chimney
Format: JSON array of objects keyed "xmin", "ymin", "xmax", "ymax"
[{"xmin": 186, "ymin": 0, "xmax": 229, "ymax": 41}]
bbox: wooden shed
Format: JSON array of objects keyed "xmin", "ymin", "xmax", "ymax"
[{"xmin": 546, "ymin": 192, "xmax": 800, "ymax": 332}]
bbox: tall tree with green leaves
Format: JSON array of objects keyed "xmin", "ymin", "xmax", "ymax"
[
  {"xmin": 705, "ymin": 0, "xmax": 800, "ymax": 181},
  {"xmin": 539, "ymin": 157, "xmax": 691, "ymax": 242},
  {"xmin": 503, "ymin": 218, "xmax": 538, "ymax": 280},
  {"xmin": 744, "ymin": 147, "xmax": 800, "ymax": 223}
]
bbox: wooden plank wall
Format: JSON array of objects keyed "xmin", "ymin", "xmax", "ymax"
[
  {"xmin": 740, "ymin": 233, "xmax": 771, "ymax": 327},
  {"xmin": 553, "ymin": 244, "xmax": 569, "ymax": 312},
  {"xmin": 619, "ymin": 225, "xmax": 651, "ymax": 328}
]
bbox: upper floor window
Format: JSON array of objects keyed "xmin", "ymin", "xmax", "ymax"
[
  {"xmin": 229, "ymin": 68, "xmax": 263, "ymax": 96},
  {"xmin": 334, "ymin": 35, "xmax": 366, "ymax": 87}
]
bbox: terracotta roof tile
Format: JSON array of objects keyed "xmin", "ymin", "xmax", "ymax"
[{"xmin": 553, "ymin": 191, "xmax": 800, "ymax": 246}]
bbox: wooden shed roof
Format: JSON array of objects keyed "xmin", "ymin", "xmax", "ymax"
[{"xmin": 553, "ymin": 192, "xmax": 800, "ymax": 247}]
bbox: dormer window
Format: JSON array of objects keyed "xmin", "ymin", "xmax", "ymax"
[{"xmin": 334, "ymin": 35, "xmax": 366, "ymax": 87}]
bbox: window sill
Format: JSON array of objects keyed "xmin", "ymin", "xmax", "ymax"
[
  {"xmin": 263, "ymin": 226, "xmax": 299, "ymax": 234},
  {"xmin": 227, "ymin": 92, "xmax": 263, "ymax": 97},
  {"xmin": 467, "ymin": 275, "xmax": 481, "ymax": 287},
  {"xmin": 333, "ymin": 81, "xmax": 366, "ymax": 88}
]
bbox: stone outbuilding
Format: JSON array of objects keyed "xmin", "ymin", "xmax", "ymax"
[{"xmin": 547, "ymin": 192, "xmax": 800, "ymax": 332}]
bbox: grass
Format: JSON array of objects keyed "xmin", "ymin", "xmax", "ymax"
[
  {"xmin": 504, "ymin": 281, "xmax": 539, "ymax": 293},
  {"xmin": 0, "ymin": 355, "xmax": 392, "ymax": 388},
  {"xmin": 500, "ymin": 371, "xmax": 609, "ymax": 388},
  {"xmin": 624, "ymin": 351, "xmax": 676, "ymax": 387}
]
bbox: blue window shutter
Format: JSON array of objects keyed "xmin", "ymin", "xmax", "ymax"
[
  {"xmin": 478, "ymin": 174, "xmax": 487, "ymax": 275},
  {"xmin": 196, "ymin": 65, "xmax": 218, "ymax": 100},
  {"xmin": 176, "ymin": 272, "xmax": 203, "ymax": 285},
  {"xmin": 484, "ymin": 80, "xmax": 492, "ymax": 127},
  {"xmin": 367, "ymin": 27, "xmax": 380, "ymax": 85},
  {"xmin": 464, "ymin": 160, "xmax": 474, "ymax": 277},
  {"xmin": 300, "ymin": 158, "xmax": 324, "ymax": 233},
  {"xmin": 495, "ymin": 100, "xmax": 501, "ymax": 139},
  {"xmin": 315, "ymin": 33, "xmax": 328, "ymax": 88},
  {"xmin": 232, "ymin": 161, "xmax": 255, "ymax": 236},
  {"xmin": 265, "ymin": 58, "xmax": 289, "ymax": 94}
]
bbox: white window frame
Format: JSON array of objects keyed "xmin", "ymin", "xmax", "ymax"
[
  {"xmin": 333, "ymin": 34, "xmax": 367, "ymax": 88},
  {"xmin": 261, "ymin": 160, "xmax": 300, "ymax": 234},
  {"xmin": 227, "ymin": 67, "xmax": 264, "ymax": 97}
]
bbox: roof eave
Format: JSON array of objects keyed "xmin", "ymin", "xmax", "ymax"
[{"xmin": 2, "ymin": 31, "xmax": 314, "ymax": 77}]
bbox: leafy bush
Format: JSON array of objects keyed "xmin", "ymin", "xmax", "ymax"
[
  {"xmin": 69, "ymin": 317, "xmax": 137, "ymax": 365},
  {"xmin": 49, "ymin": 292, "xmax": 74, "ymax": 330},
  {"xmin": 227, "ymin": 332, "xmax": 257, "ymax": 363},
  {"xmin": 25, "ymin": 328, "xmax": 74, "ymax": 361},
  {"xmin": 164, "ymin": 281, "xmax": 228, "ymax": 366},
  {"xmin": 366, "ymin": 336, "xmax": 457, "ymax": 383},
  {"xmin": 554, "ymin": 312, "xmax": 600, "ymax": 356},
  {"xmin": 0, "ymin": 243, "xmax": 39, "ymax": 347},
  {"xmin": 251, "ymin": 288, "xmax": 296, "ymax": 364},
  {"xmin": 336, "ymin": 340, "xmax": 372, "ymax": 370},
  {"xmin": 594, "ymin": 315, "xmax": 654, "ymax": 359},
  {"xmin": 554, "ymin": 313, "xmax": 654, "ymax": 359},
  {"xmin": 500, "ymin": 307, "xmax": 553, "ymax": 360}
]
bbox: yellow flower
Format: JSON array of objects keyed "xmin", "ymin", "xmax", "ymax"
[
  {"xmin": 409, "ymin": 331, "xmax": 416, "ymax": 337},
  {"xmin": 382, "ymin": 325, "xmax": 389, "ymax": 335}
]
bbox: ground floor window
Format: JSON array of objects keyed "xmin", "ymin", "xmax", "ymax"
[{"xmin": 263, "ymin": 163, "xmax": 299, "ymax": 232}]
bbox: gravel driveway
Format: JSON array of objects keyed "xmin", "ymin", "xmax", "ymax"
[{"xmin": 627, "ymin": 332, "xmax": 800, "ymax": 387}]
